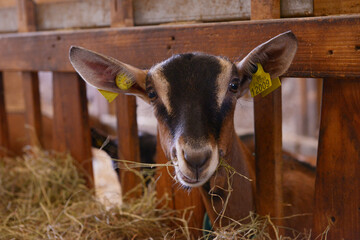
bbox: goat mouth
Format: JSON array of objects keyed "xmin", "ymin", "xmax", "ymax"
[{"xmin": 177, "ymin": 169, "xmax": 199, "ymax": 184}]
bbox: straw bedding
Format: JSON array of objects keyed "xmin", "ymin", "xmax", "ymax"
[{"xmin": 0, "ymin": 148, "xmax": 326, "ymax": 239}]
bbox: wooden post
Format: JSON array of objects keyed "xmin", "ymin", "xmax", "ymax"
[
  {"xmin": 17, "ymin": 0, "xmax": 36, "ymax": 33},
  {"xmin": 313, "ymin": 78, "xmax": 360, "ymax": 239},
  {"xmin": 17, "ymin": 0, "xmax": 42, "ymax": 146},
  {"xmin": 115, "ymin": 94, "xmax": 141, "ymax": 194},
  {"xmin": 110, "ymin": 0, "xmax": 142, "ymax": 195},
  {"xmin": 0, "ymin": 72, "xmax": 9, "ymax": 156},
  {"xmin": 251, "ymin": 0, "xmax": 283, "ymax": 226},
  {"xmin": 52, "ymin": 72, "xmax": 93, "ymax": 187},
  {"xmin": 111, "ymin": 0, "xmax": 134, "ymax": 27}
]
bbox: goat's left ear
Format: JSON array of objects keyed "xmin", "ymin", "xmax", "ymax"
[
  {"xmin": 236, "ymin": 31, "xmax": 298, "ymax": 96},
  {"xmin": 69, "ymin": 46, "xmax": 149, "ymax": 103}
]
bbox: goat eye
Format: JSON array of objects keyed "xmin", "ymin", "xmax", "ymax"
[
  {"xmin": 147, "ymin": 88, "xmax": 157, "ymax": 100},
  {"xmin": 229, "ymin": 78, "xmax": 240, "ymax": 93}
]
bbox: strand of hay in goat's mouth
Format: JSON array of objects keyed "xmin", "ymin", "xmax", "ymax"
[{"xmin": 0, "ymin": 148, "xmax": 189, "ymax": 239}]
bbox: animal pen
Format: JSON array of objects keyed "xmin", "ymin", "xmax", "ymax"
[{"xmin": 0, "ymin": 0, "xmax": 359, "ymax": 239}]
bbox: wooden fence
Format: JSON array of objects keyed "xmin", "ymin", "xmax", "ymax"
[{"xmin": 0, "ymin": 0, "xmax": 359, "ymax": 239}]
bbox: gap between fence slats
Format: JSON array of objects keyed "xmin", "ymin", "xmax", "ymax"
[{"xmin": 22, "ymin": 72, "xmax": 42, "ymax": 146}]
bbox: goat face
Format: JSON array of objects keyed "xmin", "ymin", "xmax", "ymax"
[
  {"xmin": 69, "ymin": 31, "xmax": 297, "ymax": 188},
  {"xmin": 147, "ymin": 53, "xmax": 242, "ymax": 187}
]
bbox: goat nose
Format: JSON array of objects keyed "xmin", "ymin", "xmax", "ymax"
[{"xmin": 184, "ymin": 149, "xmax": 211, "ymax": 170}]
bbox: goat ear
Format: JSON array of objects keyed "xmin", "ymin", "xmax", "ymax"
[
  {"xmin": 69, "ymin": 46, "xmax": 149, "ymax": 103},
  {"xmin": 236, "ymin": 31, "xmax": 298, "ymax": 95}
]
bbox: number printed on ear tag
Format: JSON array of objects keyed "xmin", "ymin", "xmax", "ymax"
[{"xmin": 249, "ymin": 63, "xmax": 272, "ymax": 97}]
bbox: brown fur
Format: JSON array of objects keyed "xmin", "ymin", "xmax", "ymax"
[{"xmin": 201, "ymin": 121, "xmax": 315, "ymax": 233}]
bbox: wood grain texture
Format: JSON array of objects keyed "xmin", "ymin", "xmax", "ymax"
[
  {"xmin": 314, "ymin": 0, "xmax": 360, "ymax": 16},
  {"xmin": 313, "ymin": 78, "xmax": 360, "ymax": 239},
  {"xmin": 22, "ymin": 72, "xmax": 42, "ymax": 146},
  {"xmin": 0, "ymin": 72, "xmax": 9, "ymax": 156},
  {"xmin": 251, "ymin": 0, "xmax": 280, "ymax": 20},
  {"xmin": 17, "ymin": 0, "xmax": 36, "ymax": 32},
  {"xmin": 52, "ymin": 72, "xmax": 93, "ymax": 187},
  {"xmin": 111, "ymin": 0, "xmax": 133, "ymax": 27},
  {"xmin": 254, "ymin": 89, "xmax": 283, "ymax": 217},
  {"xmin": 0, "ymin": 15, "xmax": 359, "ymax": 78},
  {"xmin": 115, "ymin": 95, "xmax": 141, "ymax": 195}
]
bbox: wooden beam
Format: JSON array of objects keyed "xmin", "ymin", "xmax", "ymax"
[
  {"xmin": 314, "ymin": 78, "xmax": 360, "ymax": 238},
  {"xmin": 52, "ymin": 72, "xmax": 93, "ymax": 187},
  {"xmin": 251, "ymin": 0, "xmax": 283, "ymax": 231},
  {"xmin": 0, "ymin": 72, "xmax": 9, "ymax": 156},
  {"xmin": 0, "ymin": 15, "xmax": 359, "ymax": 78}
]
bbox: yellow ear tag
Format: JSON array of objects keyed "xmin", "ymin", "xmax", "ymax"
[
  {"xmin": 249, "ymin": 63, "xmax": 272, "ymax": 97},
  {"xmin": 115, "ymin": 73, "xmax": 135, "ymax": 90},
  {"xmin": 260, "ymin": 77, "xmax": 281, "ymax": 97},
  {"xmin": 98, "ymin": 89, "xmax": 119, "ymax": 103},
  {"xmin": 97, "ymin": 73, "xmax": 135, "ymax": 103}
]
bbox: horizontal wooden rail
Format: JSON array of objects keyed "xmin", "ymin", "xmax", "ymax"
[{"xmin": 0, "ymin": 15, "xmax": 359, "ymax": 78}]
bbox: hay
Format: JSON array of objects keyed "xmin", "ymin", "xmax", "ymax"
[
  {"xmin": 0, "ymin": 147, "xmax": 188, "ymax": 240},
  {"xmin": 0, "ymin": 148, "xmax": 327, "ymax": 240}
]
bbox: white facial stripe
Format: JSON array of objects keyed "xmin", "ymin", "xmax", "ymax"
[
  {"xmin": 216, "ymin": 58, "xmax": 233, "ymax": 108},
  {"xmin": 149, "ymin": 65, "xmax": 172, "ymax": 114}
]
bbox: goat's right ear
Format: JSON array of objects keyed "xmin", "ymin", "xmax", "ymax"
[{"xmin": 69, "ymin": 46, "xmax": 149, "ymax": 103}]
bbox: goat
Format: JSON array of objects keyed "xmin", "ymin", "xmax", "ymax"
[{"xmin": 69, "ymin": 31, "xmax": 315, "ymax": 233}]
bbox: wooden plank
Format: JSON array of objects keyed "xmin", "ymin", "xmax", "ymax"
[
  {"xmin": 0, "ymin": 7, "xmax": 17, "ymax": 33},
  {"xmin": 133, "ymin": 0, "xmax": 250, "ymax": 25},
  {"xmin": 0, "ymin": 72, "xmax": 9, "ymax": 156},
  {"xmin": 111, "ymin": 0, "xmax": 141, "ymax": 196},
  {"xmin": 251, "ymin": 0, "xmax": 280, "ymax": 20},
  {"xmin": 281, "ymin": 0, "xmax": 313, "ymax": 18},
  {"xmin": 314, "ymin": 0, "xmax": 360, "ymax": 16},
  {"xmin": 313, "ymin": 78, "xmax": 360, "ymax": 238},
  {"xmin": 115, "ymin": 95, "xmax": 141, "ymax": 195},
  {"xmin": 0, "ymin": 0, "xmax": 16, "ymax": 8},
  {"xmin": 253, "ymin": 90, "xmax": 283, "ymax": 217},
  {"xmin": 52, "ymin": 72, "xmax": 93, "ymax": 187},
  {"xmin": 17, "ymin": 0, "xmax": 36, "ymax": 32},
  {"xmin": 0, "ymin": 0, "xmax": 79, "ymax": 8},
  {"xmin": 111, "ymin": 0, "xmax": 133, "ymax": 27},
  {"xmin": 22, "ymin": 72, "xmax": 42, "ymax": 146},
  {"xmin": 36, "ymin": 0, "xmax": 110, "ymax": 30},
  {"xmin": 17, "ymin": 0, "xmax": 42, "ymax": 146},
  {"xmin": 0, "ymin": 15, "xmax": 359, "ymax": 78},
  {"xmin": 251, "ymin": 0, "xmax": 283, "ymax": 229}
]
